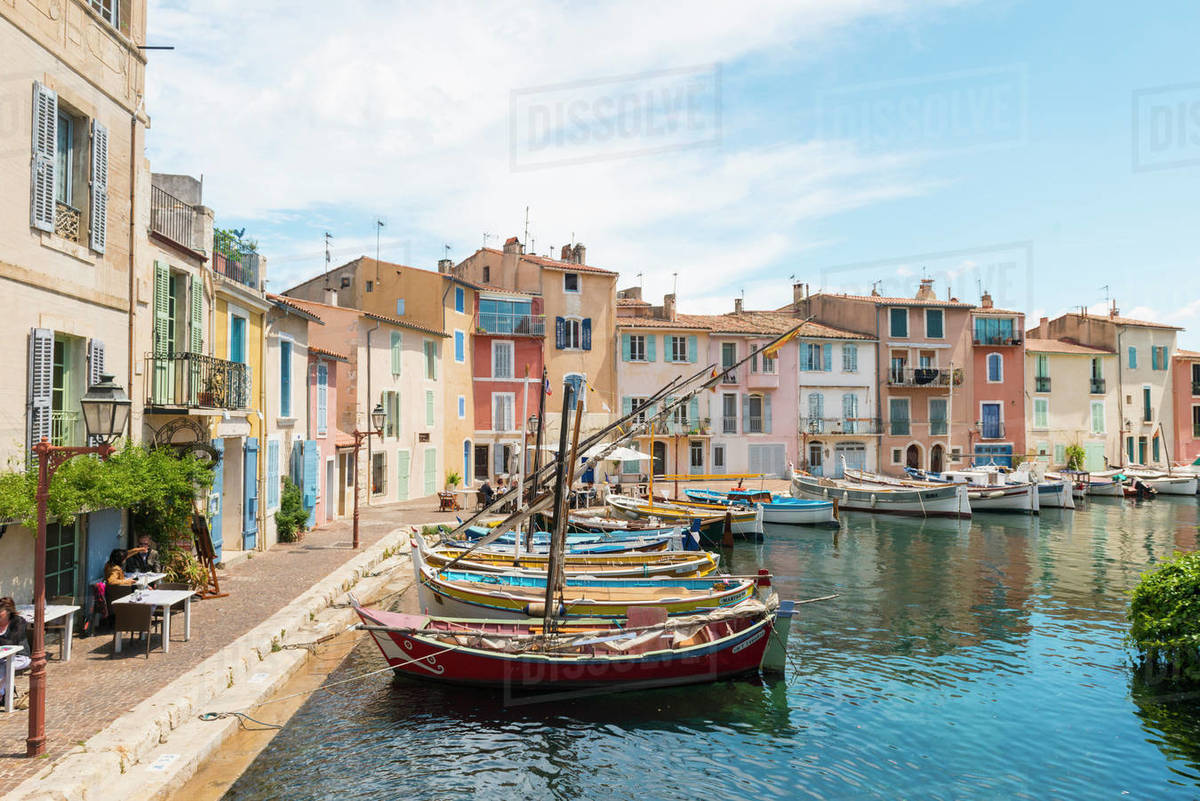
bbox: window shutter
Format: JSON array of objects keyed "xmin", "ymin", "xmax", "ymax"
[
  {"xmin": 647, "ymin": 335, "xmax": 656, "ymax": 362},
  {"xmin": 809, "ymin": 393, "xmax": 821, "ymax": 421},
  {"xmin": 266, "ymin": 439, "xmax": 280, "ymax": 510},
  {"xmin": 153, "ymin": 262, "xmax": 170, "ymax": 356},
  {"xmin": 689, "ymin": 396, "xmax": 699, "ymax": 425},
  {"xmin": 742, "ymin": 393, "xmax": 751, "ymax": 432},
  {"xmin": 823, "ymin": 343, "xmax": 832, "ymax": 372},
  {"xmin": 426, "ymin": 389, "xmax": 434, "ymax": 427},
  {"xmin": 555, "ymin": 316, "xmax": 565, "ymax": 349},
  {"xmin": 188, "ymin": 273, "xmax": 203, "ymax": 352},
  {"xmin": 28, "ymin": 328, "xmax": 53, "ymax": 452},
  {"xmin": 687, "ymin": 336, "xmax": 698, "ymax": 363},
  {"xmin": 582, "ymin": 318, "xmax": 592, "ymax": 351},
  {"xmin": 621, "ymin": 334, "xmax": 631, "ymax": 361},
  {"xmin": 622, "ymin": 396, "xmax": 632, "ymax": 416},
  {"xmin": 86, "ymin": 338, "xmax": 106, "ymax": 445},
  {"xmin": 316, "ymin": 364, "xmax": 328, "ymax": 435},
  {"xmin": 764, "ymin": 393, "xmax": 773, "ymax": 433},
  {"xmin": 30, "ymin": 82, "xmax": 57, "ymax": 233},
  {"xmin": 799, "ymin": 343, "xmax": 809, "ymax": 371},
  {"xmin": 89, "ymin": 120, "xmax": 108, "ymax": 253},
  {"xmin": 391, "ymin": 331, "xmax": 402, "ymax": 375},
  {"xmin": 243, "ymin": 437, "xmax": 259, "ymax": 537}
]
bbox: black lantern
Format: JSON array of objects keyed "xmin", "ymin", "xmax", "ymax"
[
  {"xmin": 80, "ymin": 373, "xmax": 131, "ymax": 445},
  {"xmin": 370, "ymin": 403, "xmax": 386, "ymax": 434}
]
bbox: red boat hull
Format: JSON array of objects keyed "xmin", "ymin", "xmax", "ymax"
[{"xmin": 355, "ymin": 607, "xmax": 774, "ymax": 691}]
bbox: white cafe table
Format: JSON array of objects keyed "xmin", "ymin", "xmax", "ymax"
[
  {"xmin": 111, "ymin": 589, "xmax": 193, "ymax": 654},
  {"xmin": 17, "ymin": 604, "xmax": 82, "ymax": 662},
  {"xmin": 128, "ymin": 572, "xmax": 166, "ymax": 585},
  {"xmin": 0, "ymin": 645, "xmax": 19, "ymax": 713}
]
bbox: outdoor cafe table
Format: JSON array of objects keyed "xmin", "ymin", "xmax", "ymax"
[
  {"xmin": 111, "ymin": 589, "xmax": 193, "ymax": 654},
  {"xmin": 17, "ymin": 604, "xmax": 82, "ymax": 661},
  {"xmin": 0, "ymin": 644, "xmax": 19, "ymax": 713},
  {"xmin": 128, "ymin": 572, "xmax": 166, "ymax": 585}
]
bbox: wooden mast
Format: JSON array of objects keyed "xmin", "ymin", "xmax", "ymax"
[{"xmin": 542, "ymin": 383, "xmax": 577, "ymax": 634}]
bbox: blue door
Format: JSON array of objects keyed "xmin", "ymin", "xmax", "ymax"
[
  {"xmin": 975, "ymin": 444, "xmax": 1013, "ymax": 468},
  {"xmin": 243, "ymin": 437, "xmax": 258, "ymax": 550},
  {"xmin": 981, "ymin": 403, "xmax": 1002, "ymax": 440},
  {"xmin": 230, "ymin": 316, "xmax": 247, "ymax": 363},
  {"xmin": 463, "ymin": 440, "xmax": 471, "ymax": 484},
  {"xmin": 210, "ymin": 438, "xmax": 224, "ymax": 563},
  {"xmin": 303, "ymin": 440, "xmax": 319, "ymax": 528}
]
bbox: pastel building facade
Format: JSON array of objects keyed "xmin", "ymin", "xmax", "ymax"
[
  {"xmin": 1170, "ymin": 350, "xmax": 1200, "ymax": 465},
  {"xmin": 969, "ymin": 296, "xmax": 1026, "ymax": 467},
  {"xmin": 1021, "ymin": 337, "xmax": 1119, "ymax": 471}
]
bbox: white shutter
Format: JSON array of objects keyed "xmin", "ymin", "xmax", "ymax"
[
  {"xmin": 87, "ymin": 339, "xmax": 106, "ymax": 446},
  {"xmin": 30, "ymin": 82, "xmax": 57, "ymax": 233},
  {"xmin": 89, "ymin": 120, "xmax": 109, "ymax": 253},
  {"xmin": 28, "ymin": 328, "xmax": 54, "ymax": 452}
]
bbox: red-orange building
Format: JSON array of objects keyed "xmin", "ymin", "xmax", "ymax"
[
  {"xmin": 1172, "ymin": 349, "xmax": 1200, "ymax": 465},
  {"xmin": 969, "ymin": 293, "xmax": 1026, "ymax": 466}
]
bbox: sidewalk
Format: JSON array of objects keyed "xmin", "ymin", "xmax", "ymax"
[{"xmin": 0, "ymin": 495, "xmax": 462, "ymax": 795}]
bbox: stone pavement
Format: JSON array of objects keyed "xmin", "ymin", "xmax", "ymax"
[{"xmin": 0, "ymin": 494, "xmax": 463, "ymax": 795}]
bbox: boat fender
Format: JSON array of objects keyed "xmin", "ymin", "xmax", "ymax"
[
  {"xmin": 823, "ymin": 488, "xmax": 829, "ymax": 498},
  {"xmin": 757, "ymin": 569, "xmax": 772, "ymax": 587},
  {"xmin": 870, "ymin": 493, "xmax": 877, "ymax": 507},
  {"xmin": 525, "ymin": 602, "xmax": 545, "ymax": 617}
]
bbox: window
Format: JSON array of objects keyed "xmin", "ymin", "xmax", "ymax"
[
  {"xmin": 396, "ymin": 299, "xmax": 406, "ymax": 316},
  {"xmin": 1053, "ymin": 443, "xmax": 1066, "ymax": 466},
  {"xmin": 713, "ymin": 444, "xmax": 725, "ymax": 471},
  {"xmin": 1193, "ymin": 363, "xmax": 1200, "ymax": 394},
  {"xmin": 807, "ymin": 393, "xmax": 824, "ymax": 432},
  {"xmin": 492, "ymin": 341, "xmax": 514, "ymax": 378},
  {"xmin": 266, "ymin": 438, "xmax": 281, "ymax": 511},
  {"xmin": 1193, "ymin": 406, "xmax": 1200, "ymax": 438},
  {"xmin": 889, "ymin": 308, "xmax": 908, "ymax": 338},
  {"xmin": 761, "ymin": 353, "xmax": 777, "ymax": 374},
  {"xmin": 842, "ymin": 344, "xmax": 858, "ymax": 372},
  {"xmin": 55, "ymin": 111, "xmax": 74, "ymax": 207},
  {"xmin": 625, "ymin": 334, "xmax": 648, "ymax": 362},
  {"xmin": 454, "ymin": 287, "xmax": 465, "ymax": 313},
  {"xmin": 482, "ymin": 265, "xmax": 491, "ymax": 283},
  {"xmin": 802, "ymin": 343, "xmax": 823, "ymax": 372},
  {"xmin": 925, "ymin": 309, "xmax": 944, "ymax": 339},
  {"xmin": 365, "ymin": 280, "xmax": 374, "ymax": 293},
  {"xmin": 89, "ymin": 0, "xmax": 117, "ymax": 25},
  {"xmin": 279, "ymin": 339, "xmax": 292, "ymax": 417},
  {"xmin": 1090, "ymin": 401, "xmax": 1105, "ymax": 434},
  {"xmin": 425, "ymin": 389, "xmax": 435, "ymax": 427},
  {"xmin": 454, "ymin": 330, "xmax": 465, "ymax": 363},
  {"xmin": 383, "ymin": 390, "xmax": 399, "ymax": 437},
  {"xmin": 563, "ymin": 272, "xmax": 580, "ymax": 292},
  {"xmin": 1037, "ymin": 442, "xmax": 1050, "ymax": 463},
  {"xmin": 672, "ymin": 397, "xmax": 690, "ymax": 427},
  {"xmin": 1033, "ymin": 397, "xmax": 1049, "ymax": 429},
  {"xmin": 930, "ymin": 398, "xmax": 949, "ymax": 436},
  {"xmin": 669, "ymin": 335, "xmax": 688, "ymax": 363},
  {"xmin": 1156, "ymin": 345, "xmax": 1169, "ymax": 370},
  {"xmin": 229, "ymin": 313, "xmax": 247, "ymax": 364},
  {"xmin": 424, "ymin": 340, "xmax": 438, "ymax": 379},
  {"xmin": 690, "ymin": 440, "xmax": 704, "ymax": 472},
  {"xmin": 842, "ymin": 393, "xmax": 858, "ymax": 433},
  {"xmin": 316, "ymin": 364, "xmax": 328, "ymax": 435},
  {"xmin": 747, "ymin": 394, "xmax": 764, "ymax": 433},
  {"xmin": 371, "ymin": 452, "xmax": 385, "ymax": 496},
  {"xmin": 889, "ymin": 398, "xmax": 910, "ymax": 436},
  {"xmin": 891, "ymin": 448, "xmax": 903, "ymax": 464},
  {"xmin": 564, "ymin": 374, "xmax": 587, "ymax": 411},
  {"xmin": 721, "ymin": 342, "xmax": 737, "ymax": 383},
  {"xmin": 1143, "ymin": 386, "xmax": 1152, "ymax": 422},
  {"xmin": 1035, "ymin": 354, "xmax": 1049, "ymax": 378},
  {"xmin": 390, "ymin": 331, "xmax": 402, "ymax": 376},
  {"xmin": 1153, "ymin": 436, "xmax": 1161, "ymax": 463},
  {"xmin": 986, "ymin": 353, "xmax": 1002, "ymax": 382},
  {"xmin": 479, "ymin": 299, "xmax": 535, "ymax": 334},
  {"xmin": 975, "ymin": 317, "xmax": 1015, "ymax": 344},
  {"xmin": 1128, "ymin": 347, "xmax": 1137, "ymax": 369},
  {"xmin": 722, "ymin": 393, "xmax": 737, "ymax": 434},
  {"xmin": 31, "ymin": 84, "xmax": 108, "ymax": 251},
  {"xmin": 458, "ymin": 395, "xmax": 466, "ymax": 419},
  {"xmin": 492, "ymin": 392, "xmax": 514, "ymax": 431},
  {"xmin": 562, "ymin": 318, "xmax": 583, "ymax": 349},
  {"xmin": 628, "ymin": 396, "xmax": 650, "ymax": 424}
]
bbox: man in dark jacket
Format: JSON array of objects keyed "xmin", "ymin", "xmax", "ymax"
[
  {"xmin": 479, "ymin": 478, "xmax": 495, "ymax": 507},
  {"xmin": 124, "ymin": 534, "xmax": 161, "ymax": 574}
]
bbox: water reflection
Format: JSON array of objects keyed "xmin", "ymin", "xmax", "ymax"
[{"xmin": 227, "ymin": 497, "xmax": 1200, "ymax": 801}]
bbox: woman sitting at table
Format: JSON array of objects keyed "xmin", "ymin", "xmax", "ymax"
[
  {"xmin": 0, "ymin": 597, "xmax": 30, "ymax": 708},
  {"xmin": 104, "ymin": 548, "xmax": 146, "ymax": 587}
]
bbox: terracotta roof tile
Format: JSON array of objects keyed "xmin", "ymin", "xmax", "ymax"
[
  {"xmin": 309, "ymin": 346, "xmax": 349, "ymax": 362},
  {"xmin": 1024, "ymin": 337, "xmax": 1115, "ymax": 355},
  {"xmin": 618, "ymin": 311, "xmax": 872, "ymax": 340},
  {"xmin": 283, "ymin": 297, "xmax": 449, "ymax": 338},
  {"xmin": 478, "ymin": 247, "xmax": 617, "ymax": 275},
  {"xmin": 268, "ymin": 294, "xmax": 325, "ymax": 324},
  {"xmin": 1174, "ymin": 349, "xmax": 1200, "ymax": 359},
  {"xmin": 778, "ymin": 292, "xmax": 974, "ymax": 310},
  {"xmin": 1062, "ymin": 312, "xmax": 1182, "ymax": 330}
]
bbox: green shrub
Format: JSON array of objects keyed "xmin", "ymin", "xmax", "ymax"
[
  {"xmin": 275, "ymin": 477, "xmax": 309, "ymax": 543},
  {"xmin": 164, "ymin": 548, "xmax": 209, "ymax": 590},
  {"xmin": 1128, "ymin": 551, "xmax": 1200, "ymax": 684},
  {"xmin": 1065, "ymin": 443, "xmax": 1085, "ymax": 471}
]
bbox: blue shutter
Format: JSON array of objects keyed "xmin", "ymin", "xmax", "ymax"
[
  {"xmin": 266, "ymin": 439, "xmax": 280, "ymax": 510},
  {"xmin": 303, "ymin": 440, "xmax": 319, "ymax": 527},
  {"xmin": 823, "ymin": 343, "xmax": 832, "ymax": 372},
  {"xmin": 316, "ymin": 364, "xmax": 328, "ymax": 435},
  {"xmin": 1129, "ymin": 347, "xmax": 1137, "ymax": 369},
  {"xmin": 742, "ymin": 393, "xmax": 751, "ymax": 432},
  {"xmin": 555, "ymin": 317, "xmax": 565, "ymax": 349},
  {"xmin": 209, "ymin": 438, "xmax": 224, "ymax": 563},
  {"xmin": 799, "ymin": 342, "xmax": 809, "ymax": 371},
  {"xmin": 621, "ymin": 334, "xmax": 631, "ymax": 361},
  {"xmin": 623, "ymin": 396, "xmax": 633, "ymax": 416},
  {"xmin": 688, "ymin": 396, "xmax": 699, "ymax": 426},
  {"xmin": 243, "ymin": 437, "xmax": 259, "ymax": 548},
  {"xmin": 647, "ymin": 335, "xmax": 656, "ymax": 362},
  {"xmin": 455, "ymin": 287, "xmax": 464, "ymax": 313},
  {"xmin": 764, "ymin": 394, "xmax": 773, "ymax": 434},
  {"xmin": 582, "ymin": 318, "xmax": 592, "ymax": 351},
  {"xmin": 454, "ymin": 330, "xmax": 464, "ymax": 362},
  {"xmin": 687, "ymin": 335, "xmax": 698, "ymax": 363},
  {"xmin": 279, "ymin": 340, "xmax": 292, "ymax": 417}
]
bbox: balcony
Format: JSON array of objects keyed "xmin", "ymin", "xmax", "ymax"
[
  {"xmin": 476, "ymin": 312, "xmax": 545, "ymax": 337},
  {"xmin": 887, "ymin": 367, "xmax": 963, "ymax": 388},
  {"xmin": 213, "ymin": 229, "xmax": 260, "ymax": 291},
  {"xmin": 973, "ymin": 335, "xmax": 1022, "ymax": 346},
  {"xmin": 150, "ymin": 185, "xmax": 201, "ymax": 252},
  {"xmin": 50, "ymin": 410, "xmax": 80, "ymax": 447},
  {"xmin": 1035, "ymin": 376, "xmax": 1051, "ymax": 393},
  {"xmin": 890, "ymin": 419, "xmax": 911, "ymax": 436},
  {"xmin": 978, "ymin": 421, "xmax": 1006, "ymax": 440},
  {"xmin": 1091, "ymin": 378, "xmax": 1107, "ymax": 394},
  {"xmin": 722, "ymin": 415, "xmax": 737, "ymax": 434},
  {"xmin": 801, "ymin": 417, "xmax": 881, "ymax": 435},
  {"xmin": 721, "ymin": 368, "xmax": 738, "ymax": 385},
  {"xmin": 746, "ymin": 371, "xmax": 779, "ymax": 389},
  {"xmin": 146, "ymin": 352, "xmax": 250, "ymax": 410},
  {"xmin": 54, "ymin": 201, "xmax": 81, "ymax": 242}
]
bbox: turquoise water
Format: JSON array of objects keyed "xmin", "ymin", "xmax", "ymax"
[{"xmin": 225, "ymin": 497, "xmax": 1200, "ymax": 800}]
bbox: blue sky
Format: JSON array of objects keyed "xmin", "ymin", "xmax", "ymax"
[{"xmin": 145, "ymin": 0, "xmax": 1200, "ymax": 347}]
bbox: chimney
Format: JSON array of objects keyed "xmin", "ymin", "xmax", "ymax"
[
  {"xmin": 734, "ymin": 297, "xmax": 744, "ymax": 314},
  {"xmin": 503, "ymin": 236, "xmax": 524, "ymax": 255},
  {"xmin": 324, "ymin": 287, "xmax": 339, "ymax": 306},
  {"xmin": 437, "ymin": 258, "xmax": 453, "ymax": 273},
  {"xmin": 793, "ymin": 282, "xmax": 804, "ymax": 310},
  {"xmin": 561, "ymin": 244, "xmax": 572, "ymax": 261},
  {"xmin": 1110, "ymin": 300, "xmax": 1119, "ymax": 318},
  {"xmin": 1037, "ymin": 316, "xmax": 1048, "ymax": 337},
  {"xmin": 915, "ymin": 278, "xmax": 936, "ymax": 301},
  {"xmin": 618, "ymin": 286, "xmax": 642, "ymax": 302},
  {"xmin": 573, "ymin": 243, "xmax": 586, "ymax": 265},
  {"xmin": 980, "ymin": 291, "xmax": 993, "ymax": 309},
  {"xmin": 663, "ymin": 293, "xmax": 677, "ymax": 322}
]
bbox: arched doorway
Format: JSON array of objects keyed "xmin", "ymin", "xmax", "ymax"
[
  {"xmin": 905, "ymin": 443, "xmax": 921, "ymax": 469},
  {"xmin": 652, "ymin": 441, "xmax": 667, "ymax": 478},
  {"xmin": 930, "ymin": 443, "xmax": 945, "ymax": 474}
]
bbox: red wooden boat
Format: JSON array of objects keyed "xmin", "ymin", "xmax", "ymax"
[{"xmin": 353, "ymin": 598, "xmax": 780, "ymax": 691}]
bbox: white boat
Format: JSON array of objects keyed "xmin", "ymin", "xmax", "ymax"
[
  {"xmin": 1086, "ymin": 478, "xmax": 1124, "ymax": 497},
  {"xmin": 1141, "ymin": 475, "xmax": 1198, "ymax": 495},
  {"xmin": 1036, "ymin": 478, "xmax": 1075, "ymax": 509},
  {"xmin": 791, "ymin": 474, "xmax": 971, "ymax": 518},
  {"xmin": 957, "ymin": 480, "xmax": 1039, "ymax": 514}
]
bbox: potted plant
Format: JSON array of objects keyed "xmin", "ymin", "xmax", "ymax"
[{"xmin": 445, "ymin": 470, "xmax": 462, "ymax": 492}]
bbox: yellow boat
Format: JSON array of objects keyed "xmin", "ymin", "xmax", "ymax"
[{"xmin": 416, "ymin": 535, "xmax": 719, "ymax": 578}]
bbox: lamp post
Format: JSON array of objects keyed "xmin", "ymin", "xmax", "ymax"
[
  {"xmin": 351, "ymin": 403, "xmax": 386, "ymax": 550},
  {"xmin": 28, "ymin": 374, "xmax": 130, "ymax": 758}
]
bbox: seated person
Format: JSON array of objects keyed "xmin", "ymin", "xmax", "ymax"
[
  {"xmin": 479, "ymin": 478, "xmax": 495, "ymax": 507},
  {"xmin": 123, "ymin": 534, "xmax": 161, "ymax": 574},
  {"xmin": 0, "ymin": 596, "xmax": 30, "ymax": 708},
  {"xmin": 104, "ymin": 548, "xmax": 142, "ymax": 587}
]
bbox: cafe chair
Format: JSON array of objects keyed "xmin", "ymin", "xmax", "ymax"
[{"xmin": 112, "ymin": 603, "xmax": 159, "ymax": 659}]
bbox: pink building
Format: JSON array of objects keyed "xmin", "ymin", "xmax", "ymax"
[
  {"xmin": 307, "ymin": 346, "xmax": 349, "ymax": 527},
  {"xmin": 1172, "ymin": 349, "xmax": 1200, "ymax": 465},
  {"xmin": 969, "ymin": 293, "xmax": 1026, "ymax": 467}
]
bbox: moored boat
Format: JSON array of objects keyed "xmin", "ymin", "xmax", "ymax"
[
  {"xmin": 791, "ymin": 473, "xmax": 971, "ymax": 518},
  {"xmin": 684, "ymin": 488, "xmax": 838, "ymax": 526},
  {"xmin": 607, "ymin": 494, "xmax": 764, "ymax": 536},
  {"xmin": 1036, "ymin": 478, "xmax": 1075, "ymax": 509}
]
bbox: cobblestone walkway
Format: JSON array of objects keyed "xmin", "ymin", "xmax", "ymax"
[{"xmin": 0, "ymin": 496, "xmax": 462, "ymax": 794}]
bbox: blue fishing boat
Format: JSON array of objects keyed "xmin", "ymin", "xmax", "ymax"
[{"xmin": 684, "ymin": 488, "xmax": 837, "ymax": 526}]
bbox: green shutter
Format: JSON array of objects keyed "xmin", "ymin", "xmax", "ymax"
[
  {"xmin": 396, "ymin": 451, "xmax": 410, "ymax": 501},
  {"xmin": 646, "ymin": 335, "xmax": 656, "ymax": 362},
  {"xmin": 188, "ymin": 273, "xmax": 203, "ymax": 352},
  {"xmin": 687, "ymin": 336, "xmax": 698, "ymax": 363},
  {"xmin": 621, "ymin": 334, "xmax": 631, "ymax": 361},
  {"xmin": 391, "ymin": 331, "xmax": 402, "ymax": 375},
  {"xmin": 153, "ymin": 262, "xmax": 170, "ymax": 356},
  {"xmin": 688, "ymin": 396, "xmax": 699, "ymax": 427},
  {"xmin": 426, "ymin": 389, "xmax": 434, "ymax": 427}
]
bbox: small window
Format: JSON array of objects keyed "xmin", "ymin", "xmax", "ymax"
[
  {"xmin": 712, "ymin": 444, "xmax": 725, "ymax": 470},
  {"xmin": 925, "ymin": 309, "xmax": 944, "ymax": 339},
  {"xmin": 689, "ymin": 440, "xmax": 704, "ymax": 469},
  {"xmin": 482, "ymin": 265, "xmax": 490, "ymax": 283},
  {"xmin": 629, "ymin": 334, "xmax": 646, "ymax": 361},
  {"xmin": 371, "ymin": 452, "xmax": 386, "ymax": 496},
  {"xmin": 89, "ymin": 0, "xmax": 117, "ymax": 25},
  {"xmin": 454, "ymin": 287, "xmax": 464, "ymax": 313},
  {"xmin": 366, "ymin": 280, "xmax": 374, "ymax": 293},
  {"xmin": 492, "ymin": 392, "xmax": 514, "ymax": 431},
  {"xmin": 454, "ymin": 330, "xmax": 465, "ymax": 363},
  {"xmin": 458, "ymin": 395, "xmax": 466, "ymax": 419},
  {"xmin": 340, "ymin": 276, "xmax": 350, "ymax": 289},
  {"xmin": 564, "ymin": 272, "xmax": 580, "ymax": 292},
  {"xmin": 563, "ymin": 318, "xmax": 583, "ymax": 349},
  {"xmin": 492, "ymin": 341, "xmax": 514, "ymax": 379},
  {"xmin": 889, "ymin": 308, "xmax": 908, "ymax": 338},
  {"xmin": 1090, "ymin": 400, "xmax": 1105, "ymax": 434},
  {"xmin": 891, "ymin": 448, "xmax": 903, "ymax": 464},
  {"xmin": 1033, "ymin": 397, "xmax": 1049, "ymax": 429},
  {"xmin": 424, "ymin": 340, "xmax": 438, "ymax": 379},
  {"xmin": 986, "ymin": 353, "xmax": 1003, "ymax": 382},
  {"xmin": 396, "ymin": 298, "xmax": 405, "ymax": 316},
  {"xmin": 670, "ymin": 335, "xmax": 688, "ymax": 362},
  {"xmin": 842, "ymin": 344, "xmax": 858, "ymax": 372}
]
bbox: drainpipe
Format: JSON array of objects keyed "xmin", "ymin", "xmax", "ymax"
[{"xmin": 365, "ymin": 321, "xmax": 380, "ymax": 504}]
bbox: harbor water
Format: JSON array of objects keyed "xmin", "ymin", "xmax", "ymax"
[{"xmin": 224, "ymin": 497, "xmax": 1200, "ymax": 800}]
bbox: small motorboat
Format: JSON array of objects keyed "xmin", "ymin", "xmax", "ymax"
[
  {"xmin": 607, "ymin": 494, "xmax": 764, "ymax": 536},
  {"xmin": 684, "ymin": 488, "xmax": 838, "ymax": 526}
]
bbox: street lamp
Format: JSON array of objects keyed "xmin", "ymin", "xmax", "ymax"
[
  {"xmin": 351, "ymin": 403, "xmax": 386, "ymax": 549},
  {"xmin": 28, "ymin": 374, "xmax": 129, "ymax": 757}
]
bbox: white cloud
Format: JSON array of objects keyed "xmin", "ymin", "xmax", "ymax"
[{"xmin": 146, "ymin": 0, "xmax": 964, "ymax": 291}]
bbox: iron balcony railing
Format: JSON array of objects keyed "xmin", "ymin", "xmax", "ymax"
[
  {"xmin": 978, "ymin": 421, "xmax": 1006, "ymax": 439},
  {"xmin": 50, "ymin": 410, "xmax": 80, "ymax": 447},
  {"xmin": 213, "ymin": 229, "xmax": 260, "ymax": 290},
  {"xmin": 890, "ymin": 419, "xmax": 911, "ymax": 436},
  {"xmin": 476, "ymin": 312, "xmax": 545, "ymax": 336},
  {"xmin": 887, "ymin": 367, "xmax": 964, "ymax": 388},
  {"xmin": 1035, "ymin": 376, "xmax": 1051, "ymax": 392},
  {"xmin": 54, "ymin": 201, "xmax": 81, "ymax": 242},
  {"xmin": 145, "ymin": 352, "xmax": 250, "ymax": 410},
  {"xmin": 801, "ymin": 417, "xmax": 882, "ymax": 435},
  {"xmin": 721, "ymin": 368, "xmax": 738, "ymax": 385},
  {"xmin": 973, "ymin": 335, "xmax": 1022, "ymax": 346},
  {"xmin": 722, "ymin": 415, "xmax": 737, "ymax": 434},
  {"xmin": 149, "ymin": 185, "xmax": 200, "ymax": 251},
  {"xmin": 1091, "ymin": 378, "xmax": 1107, "ymax": 394}
]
